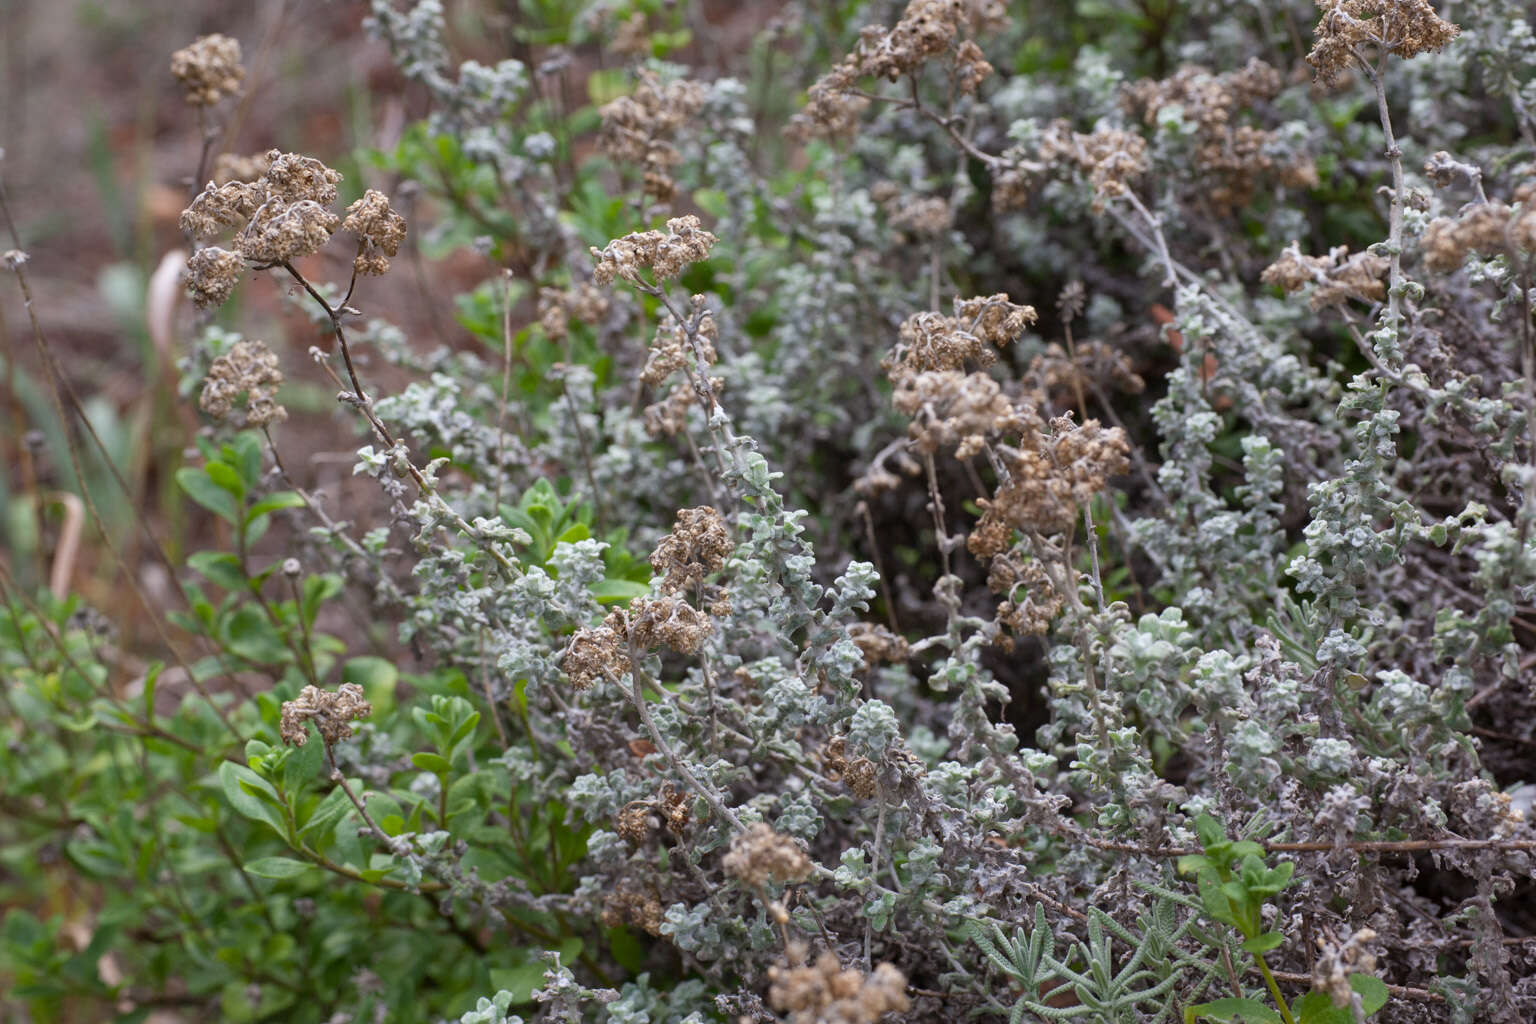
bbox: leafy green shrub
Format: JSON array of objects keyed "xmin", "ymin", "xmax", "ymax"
[{"xmin": 4, "ymin": 0, "xmax": 1536, "ymax": 1022}]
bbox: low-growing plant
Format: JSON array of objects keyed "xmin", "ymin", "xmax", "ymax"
[{"xmin": 4, "ymin": 1, "xmax": 1536, "ymax": 1022}]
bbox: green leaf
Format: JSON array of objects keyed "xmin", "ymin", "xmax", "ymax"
[
  {"xmin": 246, "ymin": 491, "xmax": 305, "ymax": 523},
  {"xmin": 1351, "ymin": 975, "xmax": 1389, "ymax": 1014},
  {"xmin": 203, "ymin": 459, "xmax": 246, "ymax": 499},
  {"xmin": 218, "ymin": 761, "xmax": 291, "ymax": 840},
  {"xmin": 411, "ymin": 752, "xmax": 453, "ymax": 775},
  {"xmin": 176, "ymin": 467, "xmax": 240, "ymax": 524},
  {"xmin": 298, "ymin": 785, "xmax": 354, "ymax": 840},
  {"xmin": 243, "ymin": 856, "xmax": 313, "ymax": 879},
  {"xmin": 1241, "ymin": 932, "xmax": 1285, "ymax": 954},
  {"xmin": 1185, "ymin": 997, "xmax": 1283, "ymax": 1024},
  {"xmin": 187, "ymin": 551, "xmax": 249, "ymax": 592}
]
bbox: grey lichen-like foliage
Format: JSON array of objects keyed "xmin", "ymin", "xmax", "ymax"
[{"xmin": 169, "ymin": 3, "xmax": 1536, "ymax": 1022}]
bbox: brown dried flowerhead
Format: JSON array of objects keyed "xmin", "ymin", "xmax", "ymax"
[
  {"xmin": 179, "ymin": 151, "xmax": 349, "ymax": 303},
  {"xmin": 598, "ymin": 71, "xmax": 705, "ymax": 203},
  {"xmin": 626, "ymin": 595, "xmax": 715, "ymax": 655},
  {"xmin": 1121, "ymin": 60, "xmax": 1310, "ymax": 213},
  {"xmin": 644, "ymin": 377, "xmax": 724, "ymax": 437},
  {"xmin": 602, "ymin": 880, "xmax": 664, "ymax": 935},
  {"xmin": 986, "ymin": 554, "xmax": 1065, "ymax": 636},
  {"xmin": 279, "ymin": 683, "xmax": 372, "ymax": 747},
  {"xmin": 892, "ymin": 369, "xmax": 1038, "ymax": 459},
  {"xmin": 788, "ymin": 0, "xmax": 995, "ymax": 141},
  {"xmin": 641, "ymin": 309, "xmax": 718, "ymax": 388},
  {"xmin": 651, "ymin": 506, "xmax": 732, "ymax": 594},
  {"xmin": 538, "ymin": 282, "xmax": 610, "ymax": 341},
  {"xmin": 200, "ymin": 338, "xmax": 287, "ymax": 427},
  {"xmin": 721, "ymin": 823, "xmax": 814, "ymax": 887},
  {"xmin": 1039, "ymin": 121, "xmax": 1149, "ymax": 208},
  {"xmin": 185, "ymin": 246, "xmax": 246, "ymax": 310},
  {"xmin": 886, "ymin": 294, "xmax": 1037, "ymax": 374},
  {"xmin": 847, "ymin": 623, "xmax": 910, "ymax": 665},
  {"xmin": 969, "ymin": 415, "xmax": 1130, "ymax": 548},
  {"xmin": 171, "ymin": 34, "xmax": 245, "ymax": 106},
  {"xmin": 342, "ymin": 189, "xmax": 408, "ymax": 276},
  {"xmin": 767, "ymin": 942, "xmax": 910, "ymax": 1024},
  {"xmin": 1421, "ymin": 199, "xmax": 1536, "ymax": 273},
  {"xmin": 1262, "ymin": 241, "xmax": 1389, "ymax": 308},
  {"xmin": 822, "ymin": 737, "xmax": 879, "ymax": 799},
  {"xmin": 239, "ymin": 200, "xmax": 340, "ymax": 265},
  {"xmin": 213, "ymin": 151, "xmax": 272, "ymax": 185},
  {"xmin": 1027, "ymin": 340, "xmax": 1146, "ymax": 405},
  {"xmin": 563, "ymin": 622, "xmax": 630, "ymax": 690},
  {"xmin": 591, "ymin": 215, "xmax": 718, "ymax": 285},
  {"xmin": 1307, "ymin": 0, "xmax": 1460, "ymax": 85},
  {"xmin": 261, "ymin": 150, "xmax": 343, "ymax": 206}
]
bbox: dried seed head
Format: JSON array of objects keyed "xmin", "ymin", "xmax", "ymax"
[
  {"xmin": 1039, "ymin": 121, "xmax": 1149, "ymax": 208},
  {"xmin": 342, "ymin": 189, "xmax": 408, "ymax": 276},
  {"xmin": 563, "ymin": 623, "xmax": 629, "ymax": 690},
  {"xmin": 181, "ymin": 180, "xmax": 264, "ymax": 239},
  {"xmin": 651, "ymin": 506, "xmax": 732, "ymax": 593},
  {"xmin": 1308, "ymin": 0, "xmax": 1459, "ymax": 85},
  {"xmin": 185, "ymin": 246, "xmax": 246, "ymax": 310},
  {"xmin": 591, "ymin": 215, "xmax": 719, "ymax": 285},
  {"xmin": 213, "ymin": 150, "xmax": 273, "ymax": 185},
  {"xmin": 626, "ymin": 595, "xmax": 714, "ymax": 654},
  {"xmin": 767, "ymin": 943, "xmax": 910, "ymax": 1024},
  {"xmin": 171, "ymin": 34, "xmax": 245, "ymax": 106},
  {"xmin": 969, "ymin": 415, "xmax": 1130, "ymax": 552},
  {"xmin": 239, "ymin": 200, "xmax": 340, "ymax": 265},
  {"xmin": 199, "ymin": 340, "xmax": 287, "ymax": 426},
  {"xmin": 1261, "ymin": 241, "xmax": 1388, "ymax": 308},
  {"xmin": 261, "ymin": 150, "xmax": 343, "ymax": 206},
  {"xmin": 886, "ymin": 294, "xmax": 1037, "ymax": 374},
  {"xmin": 279, "ymin": 683, "xmax": 372, "ymax": 747},
  {"xmin": 722, "ymin": 823, "xmax": 814, "ymax": 886}
]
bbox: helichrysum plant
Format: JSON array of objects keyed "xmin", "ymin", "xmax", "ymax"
[{"xmin": 3, "ymin": 1, "xmax": 1536, "ymax": 1022}]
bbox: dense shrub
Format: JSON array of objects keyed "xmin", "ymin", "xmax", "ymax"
[{"xmin": 3, "ymin": 1, "xmax": 1535, "ymax": 1022}]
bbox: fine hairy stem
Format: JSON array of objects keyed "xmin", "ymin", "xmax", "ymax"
[{"xmin": 624, "ymin": 650, "xmax": 745, "ymax": 834}]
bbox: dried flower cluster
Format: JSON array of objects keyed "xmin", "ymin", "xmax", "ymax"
[
  {"xmin": 538, "ymin": 281, "xmax": 610, "ymax": 341},
  {"xmin": 279, "ymin": 683, "xmax": 373, "ymax": 747},
  {"xmin": 986, "ymin": 553, "xmax": 1065, "ymax": 637},
  {"xmin": 181, "ymin": 151, "xmax": 407, "ymax": 306},
  {"xmin": 213, "ymin": 150, "xmax": 272, "ymax": 185},
  {"xmin": 341, "ymin": 189, "xmax": 409, "ymax": 276},
  {"xmin": 1421, "ymin": 188, "xmax": 1536, "ymax": 272},
  {"xmin": 1123, "ymin": 60, "xmax": 1316, "ymax": 211},
  {"xmin": 644, "ymin": 376, "xmax": 722, "ymax": 437},
  {"xmin": 1037, "ymin": 122, "xmax": 1150, "ymax": 208},
  {"xmin": 822, "ymin": 737, "xmax": 878, "ymax": 799},
  {"xmin": 871, "ymin": 182, "xmax": 954, "ymax": 238},
  {"xmin": 884, "ymin": 294, "xmax": 1037, "ymax": 374},
  {"xmin": 721, "ymin": 823, "xmax": 814, "ymax": 887},
  {"xmin": 199, "ymin": 339, "xmax": 288, "ymax": 427},
  {"xmin": 597, "ymin": 71, "xmax": 706, "ymax": 203},
  {"xmin": 767, "ymin": 943, "xmax": 910, "ymax": 1024},
  {"xmin": 1027, "ymin": 340, "xmax": 1146, "ymax": 404},
  {"xmin": 170, "ymin": 34, "xmax": 244, "ymax": 106},
  {"xmin": 641, "ymin": 307, "xmax": 718, "ymax": 389},
  {"xmin": 590, "ymin": 215, "xmax": 718, "ymax": 285},
  {"xmin": 789, "ymin": 0, "xmax": 992, "ymax": 141},
  {"xmin": 562, "ymin": 620, "xmax": 628, "ymax": 691},
  {"xmin": 892, "ymin": 369, "xmax": 1034, "ymax": 459},
  {"xmin": 649, "ymin": 506, "xmax": 732, "ymax": 593},
  {"xmin": 1307, "ymin": 0, "xmax": 1460, "ymax": 84},
  {"xmin": 1262, "ymin": 241, "xmax": 1390, "ymax": 307},
  {"xmin": 968, "ymin": 415, "xmax": 1131, "ymax": 552}
]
